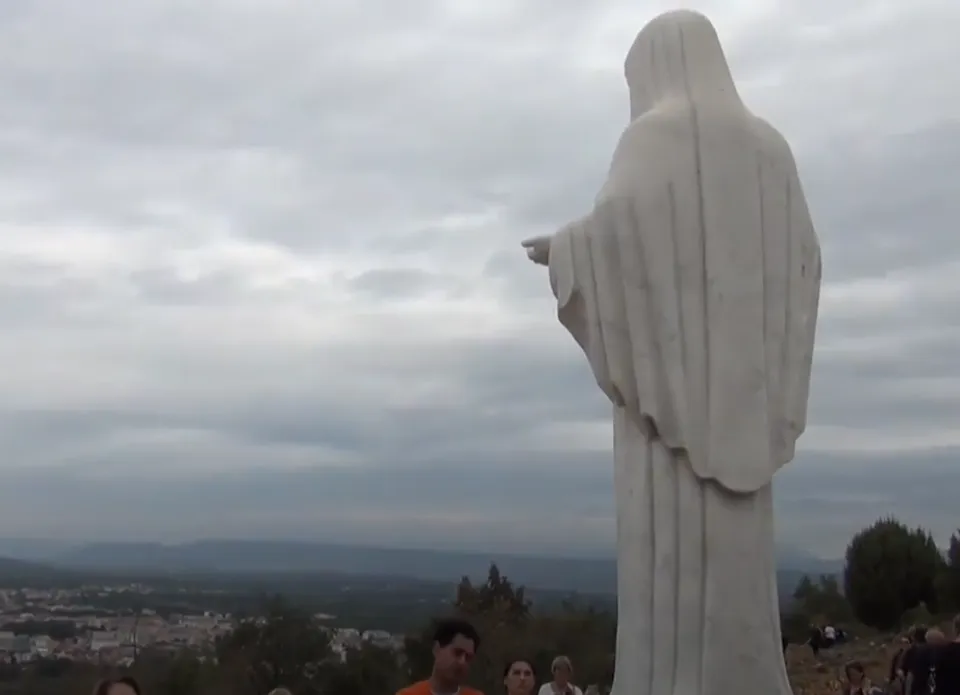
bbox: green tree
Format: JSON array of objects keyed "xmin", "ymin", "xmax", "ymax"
[
  {"xmin": 322, "ymin": 643, "xmax": 404, "ymax": 695},
  {"xmin": 935, "ymin": 529, "xmax": 960, "ymax": 612},
  {"xmin": 844, "ymin": 517, "xmax": 944, "ymax": 629},
  {"xmin": 215, "ymin": 595, "xmax": 333, "ymax": 695},
  {"xmin": 791, "ymin": 573, "xmax": 853, "ymax": 625},
  {"xmin": 135, "ymin": 650, "xmax": 217, "ymax": 695},
  {"xmin": 404, "ymin": 564, "xmax": 615, "ymax": 695},
  {"xmin": 455, "ymin": 563, "xmax": 531, "ymax": 622}
]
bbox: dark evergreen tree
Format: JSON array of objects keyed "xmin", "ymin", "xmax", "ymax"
[{"xmin": 844, "ymin": 517, "xmax": 944, "ymax": 629}]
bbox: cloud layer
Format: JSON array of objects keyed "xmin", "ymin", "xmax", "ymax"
[{"xmin": 0, "ymin": 0, "xmax": 957, "ymax": 558}]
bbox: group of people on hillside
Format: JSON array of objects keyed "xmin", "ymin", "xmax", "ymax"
[
  {"xmin": 90, "ymin": 614, "xmax": 960, "ymax": 695},
  {"xmin": 90, "ymin": 618, "xmax": 584, "ymax": 695},
  {"xmin": 809, "ymin": 623, "xmax": 849, "ymax": 656},
  {"xmin": 396, "ymin": 618, "xmax": 588, "ymax": 695},
  {"xmin": 887, "ymin": 617, "xmax": 960, "ymax": 695}
]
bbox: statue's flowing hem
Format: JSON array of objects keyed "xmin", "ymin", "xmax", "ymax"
[{"xmin": 610, "ymin": 407, "xmax": 793, "ymax": 695}]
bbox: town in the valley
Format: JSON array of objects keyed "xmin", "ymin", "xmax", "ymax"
[{"xmin": 0, "ymin": 583, "xmax": 401, "ymax": 666}]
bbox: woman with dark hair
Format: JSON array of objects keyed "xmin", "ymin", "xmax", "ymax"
[
  {"xmin": 92, "ymin": 676, "xmax": 142, "ymax": 695},
  {"xmin": 843, "ymin": 661, "xmax": 881, "ymax": 695},
  {"xmin": 503, "ymin": 659, "xmax": 536, "ymax": 695}
]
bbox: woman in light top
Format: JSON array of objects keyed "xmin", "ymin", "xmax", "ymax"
[{"xmin": 537, "ymin": 656, "xmax": 583, "ymax": 695}]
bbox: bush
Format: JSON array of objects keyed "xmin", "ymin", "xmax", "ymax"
[{"xmin": 844, "ymin": 517, "xmax": 944, "ymax": 629}]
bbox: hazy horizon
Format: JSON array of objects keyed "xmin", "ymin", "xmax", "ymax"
[{"xmin": 0, "ymin": 533, "xmax": 847, "ymax": 568}]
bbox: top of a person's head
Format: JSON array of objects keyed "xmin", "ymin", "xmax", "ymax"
[
  {"xmin": 925, "ymin": 628, "xmax": 946, "ymax": 645},
  {"xmin": 912, "ymin": 625, "xmax": 928, "ymax": 644},
  {"xmin": 433, "ymin": 617, "xmax": 481, "ymax": 650},
  {"xmin": 551, "ymin": 655, "xmax": 573, "ymax": 675},
  {"xmin": 267, "ymin": 689, "xmax": 294, "ymax": 695},
  {"xmin": 502, "ymin": 658, "xmax": 536, "ymax": 679},
  {"xmin": 845, "ymin": 660, "xmax": 865, "ymax": 678},
  {"xmin": 92, "ymin": 677, "xmax": 142, "ymax": 695}
]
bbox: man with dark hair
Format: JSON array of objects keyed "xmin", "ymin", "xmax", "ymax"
[
  {"xmin": 898, "ymin": 626, "xmax": 929, "ymax": 689},
  {"xmin": 397, "ymin": 618, "xmax": 483, "ymax": 695}
]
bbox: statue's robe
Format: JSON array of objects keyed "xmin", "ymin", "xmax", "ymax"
[{"xmin": 545, "ymin": 11, "xmax": 821, "ymax": 695}]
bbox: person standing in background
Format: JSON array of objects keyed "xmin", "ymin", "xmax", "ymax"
[
  {"xmin": 537, "ymin": 656, "xmax": 583, "ymax": 695},
  {"xmin": 905, "ymin": 629, "xmax": 946, "ymax": 695},
  {"xmin": 931, "ymin": 615, "xmax": 960, "ymax": 695}
]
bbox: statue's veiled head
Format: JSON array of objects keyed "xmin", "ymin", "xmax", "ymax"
[{"xmin": 625, "ymin": 9, "xmax": 741, "ymax": 118}]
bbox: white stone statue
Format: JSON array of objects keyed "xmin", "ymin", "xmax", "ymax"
[{"xmin": 522, "ymin": 10, "xmax": 821, "ymax": 695}]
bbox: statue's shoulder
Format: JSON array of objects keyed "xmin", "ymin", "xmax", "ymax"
[
  {"xmin": 603, "ymin": 109, "xmax": 685, "ymax": 195},
  {"xmin": 611, "ymin": 103, "xmax": 760, "ymax": 167},
  {"xmin": 617, "ymin": 106, "xmax": 691, "ymax": 149},
  {"xmin": 749, "ymin": 114, "xmax": 799, "ymax": 167},
  {"xmin": 603, "ymin": 105, "xmax": 802, "ymax": 200}
]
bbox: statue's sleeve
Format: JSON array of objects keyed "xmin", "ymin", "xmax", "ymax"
[
  {"xmin": 764, "ymin": 164, "xmax": 821, "ymax": 473},
  {"xmin": 548, "ymin": 225, "xmax": 577, "ymax": 311},
  {"xmin": 547, "ymin": 220, "xmax": 618, "ymax": 405},
  {"xmin": 783, "ymin": 173, "xmax": 822, "ymax": 447}
]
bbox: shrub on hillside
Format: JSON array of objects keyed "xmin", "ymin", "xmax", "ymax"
[
  {"xmin": 844, "ymin": 517, "xmax": 944, "ymax": 629},
  {"xmin": 792, "ymin": 573, "xmax": 854, "ymax": 627}
]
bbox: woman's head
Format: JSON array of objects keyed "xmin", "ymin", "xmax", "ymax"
[
  {"xmin": 92, "ymin": 677, "xmax": 142, "ymax": 695},
  {"xmin": 844, "ymin": 661, "xmax": 865, "ymax": 686},
  {"xmin": 503, "ymin": 659, "xmax": 536, "ymax": 695},
  {"xmin": 551, "ymin": 656, "xmax": 574, "ymax": 686}
]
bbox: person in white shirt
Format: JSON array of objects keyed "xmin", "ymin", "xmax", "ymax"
[
  {"xmin": 536, "ymin": 656, "xmax": 583, "ymax": 695},
  {"xmin": 824, "ymin": 625, "xmax": 837, "ymax": 646}
]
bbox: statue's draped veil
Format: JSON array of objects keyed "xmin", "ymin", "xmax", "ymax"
[{"xmin": 624, "ymin": 10, "xmax": 741, "ymax": 118}]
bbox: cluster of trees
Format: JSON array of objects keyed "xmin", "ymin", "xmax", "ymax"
[
  {"xmin": 1, "ymin": 565, "xmax": 615, "ymax": 695},
  {"xmin": 786, "ymin": 519, "xmax": 960, "ymax": 633}
]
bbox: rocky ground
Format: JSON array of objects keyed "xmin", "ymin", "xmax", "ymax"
[{"xmin": 787, "ymin": 634, "xmax": 901, "ymax": 695}]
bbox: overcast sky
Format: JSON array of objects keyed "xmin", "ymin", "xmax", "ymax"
[{"xmin": 0, "ymin": 0, "xmax": 957, "ymax": 560}]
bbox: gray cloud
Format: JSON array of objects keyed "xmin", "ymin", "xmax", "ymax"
[{"xmin": 0, "ymin": 0, "xmax": 957, "ymax": 559}]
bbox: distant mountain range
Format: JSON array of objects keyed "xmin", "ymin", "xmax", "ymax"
[
  {"xmin": 0, "ymin": 538, "xmax": 841, "ymax": 598},
  {"xmin": 0, "ymin": 556, "xmax": 79, "ymax": 581}
]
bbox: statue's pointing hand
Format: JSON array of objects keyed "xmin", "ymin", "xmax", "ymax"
[{"xmin": 522, "ymin": 235, "xmax": 551, "ymax": 266}]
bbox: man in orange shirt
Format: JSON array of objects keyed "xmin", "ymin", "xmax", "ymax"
[{"xmin": 397, "ymin": 618, "xmax": 483, "ymax": 695}]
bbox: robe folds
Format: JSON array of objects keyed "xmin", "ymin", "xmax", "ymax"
[{"xmin": 548, "ymin": 110, "xmax": 821, "ymax": 495}]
